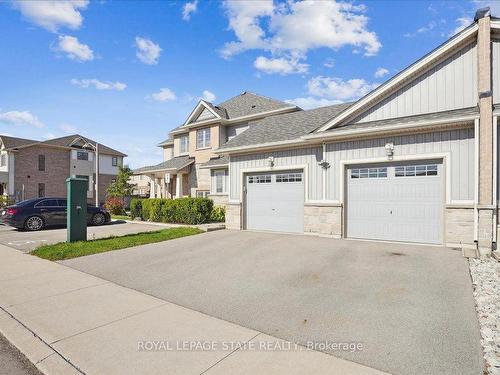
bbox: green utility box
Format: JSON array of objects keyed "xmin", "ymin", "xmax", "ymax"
[{"xmin": 66, "ymin": 177, "xmax": 88, "ymax": 243}]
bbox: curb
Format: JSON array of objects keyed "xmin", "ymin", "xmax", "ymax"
[
  {"xmin": 0, "ymin": 308, "xmax": 82, "ymax": 375},
  {"xmin": 113, "ymin": 219, "xmax": 225, "ymax": 232}
]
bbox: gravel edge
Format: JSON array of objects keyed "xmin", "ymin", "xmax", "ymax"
[{"xmin": 469, "ymin": 257, "xmax": 500, "ymax": 375}]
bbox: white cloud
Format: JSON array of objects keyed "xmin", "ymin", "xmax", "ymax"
[
  {"xmin": 221, "ymin": 0, "xmax": 381, "ymax": 65},
  {"xmin": 323, "ymin": 58, "xmax": 335, "ymax": 68},
  {"xmin": 0, "ymin": 111, "xmax": 44, "ymax": 128},
  {"xmin": 307, "ymin": 76, "xmax": 378, "ymax": 101},
  {"xmin": 135, "ymin": 37, "xmax": 162, "ymax": 65},
  {"xmin": 151, "ymin": 88, "xmax": 177, "ymax": 102},
  {"xmin": 451, "ymin": 17, "xmax": 472, "ymax": 36},
  {"xmin": 285, "ymin": 97, "xmax": 343, "ymax": 110},
  {"xmin": 54, "ymin": 35, "xmax": 94, "ymax": 61},
  {"xmin": 70, "ymin": 78, "xmax": 127, "ymax": 91},
  {"xmin": 404, "ymin": 21, "xmax": 436, "ymax": 38},
  {"xmin": 374, "ymin": 67, "xmax": 389, "ymax": 78},
  {"xmin": 286, "ymin": 74, "xmax": 379, "ymax": 109},
  {"xmin": 182, "ymin": 0, "xmax": 198, "ymax": 21},
  {"xmin": 59, "ymin": 123, "xmax": 77, "ymax": 134},
  {"xmin": 254, "ymin": 55, "xmax": 308, "ymax": 75},
  {"xmin": 201, "ymin": 90, "xmax": 216, "ymax": 102},
  {"xmin": 42, "ymin": 132, "xmax": 56, "ymax": 140},
  {"xmin": 13, "ymin": 0, "xmax": 88, "ymax": 32}
]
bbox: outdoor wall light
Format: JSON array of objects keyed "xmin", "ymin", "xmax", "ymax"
[
  {"xmin": 318, "ymin": 160, "xmax": 330, "ymax": 169},
  {"xmin": 385, "ymin": 142, "xmax": 394, "ymax": 160}
]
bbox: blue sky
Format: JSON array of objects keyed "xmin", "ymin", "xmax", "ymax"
[{"xmin": 0, "ymin": 0, "xmax": 497, "ymax": 168}]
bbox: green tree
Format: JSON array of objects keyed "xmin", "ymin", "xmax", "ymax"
[{"xmin": 107, "ymin": 166, "xmax": 134, "ymax": 198}]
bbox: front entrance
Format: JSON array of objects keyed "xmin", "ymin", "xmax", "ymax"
[
  {"xmin": 346, "ymin": 160, "xmax": 444, "ymax": 244},
  {"xmin": 245, "ymin": 170, "xmax": 304, "ymax": 233}
]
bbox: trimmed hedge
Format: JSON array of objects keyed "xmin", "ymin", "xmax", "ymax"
[{"xmin": 130, "ymin": 197, "xmax": 214, "ymax": 225}]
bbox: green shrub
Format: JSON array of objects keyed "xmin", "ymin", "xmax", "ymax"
[
  {"xmin": 129, "ymin": 197, "xmax": 214, "ymax": 224},
  {"xmin": 0, "ymin": 196, "xmax": 14, "ymax": 209},
  {"xmin": 210, "ymin": 206, "xmax": 225, "ymax": 222}
]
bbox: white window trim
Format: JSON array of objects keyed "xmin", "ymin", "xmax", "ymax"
[
  {"xmin": 179, "ymin": 135, "xmax": 189, "ymax": 154},
  {"xmin": 212, "ymin": 169, "xmax": 227, "ymax": 194}
]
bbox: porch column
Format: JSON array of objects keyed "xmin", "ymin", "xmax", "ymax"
[
  {"xmin": 476, "ymin": 8, "xmax": 494, "ymax": 255},
  {"xmin": 176, "ymin": 174, "xmax": 183, "ymax": 198},
  {"xmin": 149, "ymin": 176, "xmax": 155, "ymax": 198}
]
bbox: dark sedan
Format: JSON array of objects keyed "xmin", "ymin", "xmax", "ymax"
[{"xmin": 1, "ymin": 197, "xmax": 111, "ymax": 231}]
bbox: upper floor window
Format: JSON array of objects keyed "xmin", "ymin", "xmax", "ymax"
[
  {"xmin": 77, "ymin": 151, "xmax": 89, "ymax": 161},
  {"xmin": 112, "ymin": 156, "xmax": 118, "ymax": 167},
  {"xmin": 38, "ymin": 155, "xmax": 45, "ymax": 171},
  {"xmin": 196, "ymin": 128, "xmax": 211, "ymax": 149},
  {"xmin": 0, "ymin": 154, "xmax": 6, "ymax": 167},
  {"xmin": 179, "ymin": 135, "xmax": 189, "ymax": 154}
]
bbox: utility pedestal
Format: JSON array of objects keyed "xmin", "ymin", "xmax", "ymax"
[{"xmin": 67, "ymin": 177, "xmax": 88, "ymax": 242}]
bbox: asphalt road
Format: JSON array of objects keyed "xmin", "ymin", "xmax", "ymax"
[
  {"xmin": 0, "ymin": 332, "xmax": 41, "ymax": 375},
  {"xmin": 0, "ymin": 221, "xmax": 165, "ymax": 252},
  {"xmin": 62, "ymin": 230, "xmax": 484, "ymax": 375}
]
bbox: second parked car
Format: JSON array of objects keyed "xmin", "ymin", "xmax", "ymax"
[{"xmin": 1, "ymin": 197, "xmax": 111, "ymax": 231}]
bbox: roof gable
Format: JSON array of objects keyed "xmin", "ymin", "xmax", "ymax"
[
  {"xmin": 184, "ymin": 100, "xmax": 223, "ymax": 126},
  {"xmin": 317, "ymin": 22, "xmax": 479, "ymax": 132}
]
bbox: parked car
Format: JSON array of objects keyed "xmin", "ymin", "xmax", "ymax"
[{"xmin": 0, "ymin": 197, "xmax": 111, "ymax": 231}]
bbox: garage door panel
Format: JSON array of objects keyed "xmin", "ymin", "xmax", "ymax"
[
  {"xmin": 246, "ymin": 171, "xmax": 304, "ymax": 233},
  {"xmin": 347, "ymin": 162, "xmax": 443, "ymax": 244}
]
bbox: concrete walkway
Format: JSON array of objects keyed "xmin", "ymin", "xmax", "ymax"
[{"xmin": 0, "ymin": 243, "xmax": 387, "ymax": 375}]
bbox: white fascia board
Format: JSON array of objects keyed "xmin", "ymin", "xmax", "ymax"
[
  {"xmin": 198, "ymin": 163, "xmax": 229, "ymax": 169},
  {"xmin": 316, "ymin": 23, "xmax": 478, "ymax": 132},
  {"xmin": 491, "ymin": 19, "xmax": 500, "ymax": 29},
  {"xmin": 183, "ymin": 100, "xmax": 222, "ymax": 126},
  {"xmin": 214, "ymin": 139, "xmax": 308, "ymax": 154}
]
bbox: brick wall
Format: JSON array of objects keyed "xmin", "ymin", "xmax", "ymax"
[{"xmin": 14, "ymin": 146, "xmax": 70, "ymax": 201}]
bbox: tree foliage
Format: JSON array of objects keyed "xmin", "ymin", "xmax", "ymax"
[{"xmin": 107, "ymin": 166, "xmax": 134, "ymax": 198}]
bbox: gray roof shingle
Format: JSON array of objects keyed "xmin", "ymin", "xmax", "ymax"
[
  {"xmin": 0, "ymin": 135, "xmax": 38, "ymax": 149},
  {"xmin": 199, "ymin": 155, "xmax": 229, "ymax": 168},
  {"xmin": 133, "ymin": 155, "xmax": 194, "ymax": 174},
  {"xmin": 217, "ymin": 92, "xmax": 294, "ymax": 119},
  {"xmin": 218, "ymin": 102, "xmax": 352, "ymax": 150}
]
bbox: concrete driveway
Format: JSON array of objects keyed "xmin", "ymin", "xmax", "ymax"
[
  {"xmin": 62, "ymin": 230, "xmax": 484, "ymax": 375},
  {"xmin": 0, "ymin": 221, "xmax": 163, "ymax": 252}
]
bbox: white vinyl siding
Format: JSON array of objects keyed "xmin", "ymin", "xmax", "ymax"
[
  {"xmin": 196, "ymin": 107, "xmax": 216, "ymax": 122},
  {"xmin": 197, "ymin": 128, "xmax": 211, "ymax": 149},
  {"xmin": 493, "ymin": 39, "xmax": 500, "ymax": 104},
  {"xmin": 352, "ymin": 42, "xmax": 477, "ymax": 123}
]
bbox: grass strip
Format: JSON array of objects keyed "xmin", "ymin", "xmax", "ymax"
[{"xmin": 32, "ymin": 227, "xmax": 203, "ymax": 261}]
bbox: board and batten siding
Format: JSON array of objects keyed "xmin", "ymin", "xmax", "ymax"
[
  {"xmin": 229, "ymin": 128, "xmax": 474, "ymax": 204},
  {"xmin": 229, "ymin": 147, "xmax": 323, "ymax": 201},
  {"xmin": 352, "ymin": 42, "xmax": 477, "ymax": 124},
  {"xmin": 493, "ymin": 39, "xmax": 500, "ymax": 104},
  {"xmin": 325, "ymin": 128, "xmax": 475, "ymax": 202}
]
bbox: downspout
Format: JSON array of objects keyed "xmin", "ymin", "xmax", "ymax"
[
  {"xmin": 322, "ymin": 143, "xmax": 327, "ymax": 200},
  {"xmin": 474, "ymin": 118, "xmax": 480, "ymax": 246},
  {"xmin": 492, "ymin": 115, "xmax": 498, "ymax": 249}
]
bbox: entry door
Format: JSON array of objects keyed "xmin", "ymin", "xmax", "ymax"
[
  {"xmin": 346, "ymin": 161, "xmax": 443, "ymax": 244},
  {"xmin": 245, "ymin": 171, "xmax": 304, "ymax": 233}
]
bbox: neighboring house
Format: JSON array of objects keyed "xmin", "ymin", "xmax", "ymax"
[
  {"xmin": 135, "ymin": 10, "xmax": 499, "ymax": 255},
  {"xmin": 133, "ymin": 92, "xmax": 298, "ymax": 206},
  {"xmin": 0, "ymin": 134, "xmax": 126, "ymax": 204}
]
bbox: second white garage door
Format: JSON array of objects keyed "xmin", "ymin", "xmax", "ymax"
[
  {"xmin": 245, "ymin": 171, "xmax": 304, "ymax": 233},
  {"xmin": 346, "ymin": 161, "xmax": 444, "ymax": 244}
]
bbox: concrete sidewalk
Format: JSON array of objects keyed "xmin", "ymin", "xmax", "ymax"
[{"xmin": 0, "ymin": 244, "xmax": 387, "ymax": 375}]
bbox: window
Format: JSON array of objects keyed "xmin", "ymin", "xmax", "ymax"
[
  {"xmin": 395, "ymin": 164, "xmax": 438, "ymax": 177},
  {"xmin": 77, "ymin": 151, "xmax": 89, "ymax": 161},
  {"xmin": 350, "ymin": 167, "xmax": 387, "ymax": 179},
  {"xmin": 196, "ymin": 190, "xmax": 209, "ymax": 198},
  {"xmin": 38, "ymin": 183, "xmax": 45, "ymax": 198},
  {"xmin": 179, "ymin": 135, "xmax": 189, "ymax": 153},
  {"xmin": 276, "ymin": 173, "xmax": 302, "ymax": 183},
  {"xmin": 196, "ymin": 128, "xmax": 211, "ymax": 149},
  {"xmin": 214, "ymin": 170, "xmax": 226, "ymax": 193},
  {"xmin": 248, "ymin": 175, "xmax": 271, "ymax": 184},
  {"xmin": 35, "ymin": 199, "xmax": 58, "ymax": 207},
  {"xmin": 0, "ymin": 154, "xmax": 6, "ymax": 167},
  {"xmin": 112, "ymin": 156, "xmax": 118, "ymax": 166},
  {"xmin": 38, "ymin": 154, "xmax": 45, "ymax": 171}
]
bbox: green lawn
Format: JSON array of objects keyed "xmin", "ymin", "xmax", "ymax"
[
  {"xmin": 32, "ymin": 227, "xmax": 203, "ymax": 261},
  {"xmin": 111, "ymin": 214, "xmax": 131, "ymax": 221}
]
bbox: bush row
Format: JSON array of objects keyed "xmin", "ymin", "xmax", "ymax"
[{"xmin": 130, "ymin": 197, "xmax": 225, "ymax": 225}]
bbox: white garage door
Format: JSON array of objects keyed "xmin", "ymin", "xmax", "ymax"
[
  {"xmin": 346, "ymin": 161, "xmax": 443, "ymax": 244},
  {"xmin": 245, "ymin": 171, "xmax": 304, "ymax": 233}
]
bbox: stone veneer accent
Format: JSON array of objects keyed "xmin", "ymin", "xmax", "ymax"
[
  {"xmin": 304, "ymin": 204, "xmax": 342, "ymax": 237},
  {"xmin": 208, "ymin": 194, "xmax": 228, "ymax": 208},
  {"xmin": 445, "ymin": 207, "xmax": 475, "ymax": 247},
  {"xmin": 225, "ymin": 202, "xmax": 241, "ymax": 230}
]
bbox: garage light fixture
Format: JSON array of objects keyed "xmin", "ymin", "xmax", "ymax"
[
  {"xmin": 318, "ymin": 160, "xmax": 330, "ymax": 169},
  {"xmin": 385, "ymin": 142, "xmax": 394, "ymax": 160}
]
